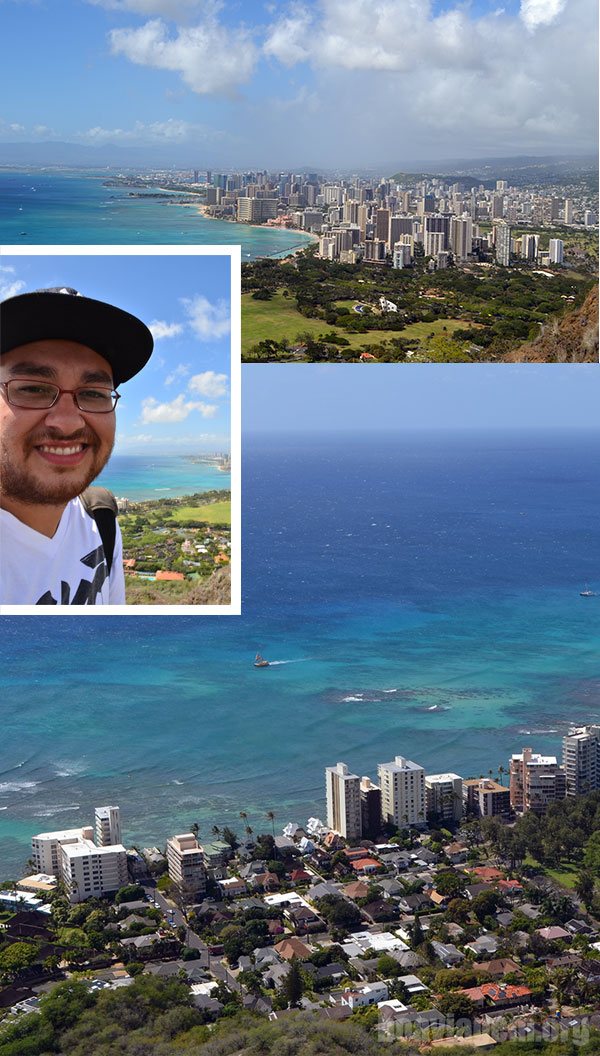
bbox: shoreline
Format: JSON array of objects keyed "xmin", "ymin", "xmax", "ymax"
[{"xmin": 177, "ymin": 197, "xmax": 318, "ymax": 256}]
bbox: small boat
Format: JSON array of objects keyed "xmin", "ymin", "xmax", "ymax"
[
  {"xmin": 254, "ymin": 653, "xmax": 270, "ymax": 668},
  {"xmin": 580, "ymin": 586, "xmax": 597, "ymax": 597}
]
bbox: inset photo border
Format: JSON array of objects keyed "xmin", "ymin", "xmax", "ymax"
[{"xmin": 0, "ymin": 245, "xmax": 241, "ymax": 615}]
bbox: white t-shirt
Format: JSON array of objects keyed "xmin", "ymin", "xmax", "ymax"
[{"xmin": 0, "ymin": 497, "xmax": 125, "ymax": 606}]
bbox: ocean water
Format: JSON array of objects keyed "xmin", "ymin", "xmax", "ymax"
[
  {"xmin": 0, "ymin": 170, "xmax": 314, "ymax": 258},
  {"xmin": 1, "ymin": 430, "xmax": 599, "ymax": 876},
  {"xmin": 96, "ymin": 455, "xmax": 231, "ymax": 501}
]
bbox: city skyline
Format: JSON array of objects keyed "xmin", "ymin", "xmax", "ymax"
[{"xmin": 1, "ymin": 0, "xmax": 597, "ymax": 168}]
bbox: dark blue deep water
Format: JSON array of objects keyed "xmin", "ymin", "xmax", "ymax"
[{"xmin": 1, "ymin": 431, "xmax": 599, "ymax": 876}]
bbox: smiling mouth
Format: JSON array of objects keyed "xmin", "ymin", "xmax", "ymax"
[{"xmin": 34, "ymin": 442, "xmax": 91, "ymax": 466}]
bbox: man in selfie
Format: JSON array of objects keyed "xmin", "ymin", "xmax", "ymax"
[{"xmin": 0, "ymin": 287, "xmax": 154, "ymax": 605}]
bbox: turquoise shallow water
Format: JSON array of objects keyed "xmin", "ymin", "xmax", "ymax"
[
  {"xmin": 0, "ymin": 431, "xmax": 598, "ymax": 876},
  {"xmin": 0, "ymin": 170, "xmax": 314, "ymax": 258},
  {"xmin": 96, "ymin": 455, "xmax": 231, "ymax": 501}
]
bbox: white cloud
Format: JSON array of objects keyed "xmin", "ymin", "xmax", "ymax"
[
  {"xmin": 0, "ymin": 266, "xmax": 25, "ymax": 300},
  {"xmin": 520, "ymin": 0, "xmax": 568, "ymax": 31},
  {"xmin": 263, "ymin": 9, "xmax": 312, "ymax": 66},
  {"xmin": 109, "ymin": 16, "xmax": 258, "ymax": 95},
  {"xmin": 182, "ymin": 295, "xmax": 230, "ymax": 340},
  {"xmin": 188, "ymin": 370, "xmax": 228, "ymax": 398},
  {"xmin": 80, "ymin": 117, "xmax": 205, "ymax": 143},
  {"xmin": 165, "ymin": 362, "xmax": 190, "ymax": 385},
  {"xmin": 149, "ymin": 318, "xmax": 184, "ymax": 339},
  {"xmin": 141, "ymin": 394, "xmax": 218, "ymax": 422},
  {"xmin": 259, "ymin": 0, "xmax": 595, "ymax": 159}
]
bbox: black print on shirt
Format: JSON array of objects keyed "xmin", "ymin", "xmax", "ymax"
[{"xmin": 35, "ymin": 547, "xmax": 108, "ymax": 606}]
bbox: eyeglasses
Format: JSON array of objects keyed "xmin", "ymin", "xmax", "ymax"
[{"xmin": 1, "ymin": 379, "xmax": 120, "ymax": 413}]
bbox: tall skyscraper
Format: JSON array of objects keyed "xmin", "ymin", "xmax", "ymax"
[
  {"xmin": 450, "ymin": 217, "xmax": 473, "ymax": 260},
  {"xmin": 325, "ymin": 762, "xmax": 362, "ymax": 839},
  {"xmin": 563, "ymin": 726, "xmax": 600, "ymax": 796},
  {"xmin": 549, "ymin": 239, "xmax": 564, "ymax": 265},
  {"xmin": 563, "ymin": 199, "xmax": 573, "ymax": 224},
  {"xmin": 95, "ymin": 805, "xmax": 122, "ymax": 847},
  {"xmin": 378, "ymin": 755, "xmax": 425, "ymax": 828},
  {"xmin": 360, "ymin": 777, "xmax": 382, "ymax": 840},
  {"xmin": 521, "ymin": 233, "xmax": 539, "ymax": 261},
  {"xmin": 495, "ymin": 221, "xmax": 511, "ymax": 266}
]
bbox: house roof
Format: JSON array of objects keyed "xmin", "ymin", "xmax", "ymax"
[{"xmin": 273, "ymin": 937, "xmax": 312, "ymax": 961}]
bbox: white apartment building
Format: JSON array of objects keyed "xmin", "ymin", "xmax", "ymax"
[
  {"xmin": 495, "ymin": 221, "xmax": 511, "ymax": 266},
  {"xmin": 60, "ymin": 839, "xmax": 128, "ymax": 903},
  {"xmin": 378, "ymin": 756, "xmax": 426, "ymax": 828},
  {"xmin": 548, "ymin": 238, "xmax": 564, "ymax": 265},
  {"xmin": 31, "ymin": 826, "xmax": 94, "ymax": 878},
  {"xmin": 563, "ymin": 726, "xmax": 600, "ymax": 796},
  {"xmin": 425, "ymin": 773, "xmax": 463, "ymax": 822},
  {"xmin": 95, "ymin": 805, "xmax": 121, "ymax": 847},
  {"xmin": 325, "ymin": 762, "xmax": 362, "ymax": 840},
  {"xmin": 166, "ymin": 834, "xmax": 207, "ymax": 897}
]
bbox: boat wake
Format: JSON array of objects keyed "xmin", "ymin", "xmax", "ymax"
[{"xmin": 268, "ymin": 658, "xmax": 311, "ymax": 666}]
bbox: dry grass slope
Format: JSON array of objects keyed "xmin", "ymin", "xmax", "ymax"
[{"xmin": 507, "ymin": 285, "xmax": 599, "ymax": 363}]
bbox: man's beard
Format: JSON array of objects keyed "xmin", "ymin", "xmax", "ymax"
[{"xmin": 0, "ymin": 428, "xmax": 114, "ymax": 506}]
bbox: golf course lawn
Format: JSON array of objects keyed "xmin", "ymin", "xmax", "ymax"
[
  {"xmin": 169, "ymin": 501, "xmax": 231, "ymax": 525},
  {"xmin": 242, "ymin": 290, "xmax": 466, "ymax": 355}
]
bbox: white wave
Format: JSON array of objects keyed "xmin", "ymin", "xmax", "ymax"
[
  {"xmin": 382, "ymin": 689, "xmax": 398, "ymax": 694},
  {"xmin": 0, "ymin": 780, "xmax": 39, "ymax": 794},
  {"xmin": 172, "ymin": 779, "xmax": 184, "ymax": 785},
  {"xmin": 54, "ymin": 762, "xmax": 85, "ymax": 777},
  {"xmin": 34, "ymin": 804, "xmax": 80, "ymax": 818},
  {"xmin": 342, "ymin": 695, "xmax": 365, "ymax": 703}
]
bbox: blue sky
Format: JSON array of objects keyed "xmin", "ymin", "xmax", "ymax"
[
  {"xmin": 0, "ymin": 251, "xmax": 232, "ymax": 453},
  {"xmin": 244, "ymin": 364, "xmax": 600, "ymax": 434},
  {"xmin": 0, "ymin": 0, "xmax": 596, "ymax": 167}
]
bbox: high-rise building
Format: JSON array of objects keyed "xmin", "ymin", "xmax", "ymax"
[
  {"xmin": 563, "ymin": 199, "xmax": 573, "ymax": 224},
  {"xmin": 360, "ymin": 777, "xmax": 382, "ymax": 840},
  {"xmin": 424, "ymin": 230, "xmax": 446, "ymax": 257},
  {"xmin": 418, "ymin": 194, "xmax": 436, "ymax": 216},
  {"xmin": 376, "ymin": 208, "xmax": 390, "ymax": 244},
  {"xmin": 521, "ymin": 233, "xmax": 539, "ymax": 261},
  {"xmin": 325, "ymin": 762, "xmax": 362, "ymax": 839},
  {"xmin": 495, "ymin": 221, "xmax": 511, "ymax": 266},
  {"xmin": 95, "ymin": 806, "xmax": 121, "ymax": 847},
  {"xmin": 166, "ymin": 834, "xmax": 207, "ymax": 898},
  {"xmin": 509, "ymin": 748, "xmax": 566, "ymax": 814},
  {"xmin": 463, "ymin": 779, "xmax": 511, "ymax": 818},
  {"xmin": 450, "ymin": 217, "xmax": 473, "ymax": 261},
  {"xmin": 378, "ymin": 755, "xmax": 426, "ymax": 828},
  {"xmin": 393, "ymin": 242, "xmax": 412, "ymax": 269},
  {"xmin": 548, "ymin": 239, "xmax": 564, "ymax": 265},
  {"xmin": 563, "ymin": 726, "xmax": 600, "ymax": 796},
  {"xmin": 60, "ymin": 840, "xmax": 128, "ymax": 903},
  {"xmin": 31, "ymin": 826, "xmax": 94, "ymax": 877},
  {"xmin": 491, "ymin": 194, "xmax": 504, "ymax": 219},
  {"xmin": 425, "ymin": 773, "xmax": 463, "ymax": 822}
]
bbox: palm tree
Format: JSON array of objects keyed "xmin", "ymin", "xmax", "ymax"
[
  {"xmin": 191, "ymin": 822, "xmax": 200, "ymax": 839},
  {"xmin": 266, "ymin": 810, "xmax": 276, "ymax": 837},
  {"xmin": 211, "ymin": 824, "xmax": 221, "ymax": 839},
  {"xmin": 497, "ymin": 765, "xmax": 506, "ymax": 787}
]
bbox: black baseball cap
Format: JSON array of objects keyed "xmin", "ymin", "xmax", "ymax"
[{"xmin": 0, "ymin": 287, "xmax": 154, "ymax": 386}]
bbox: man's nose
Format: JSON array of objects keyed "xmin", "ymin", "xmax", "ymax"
[{"xmin": 42, "ymin": 391, "xmax": 87, "ymax": 432}]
